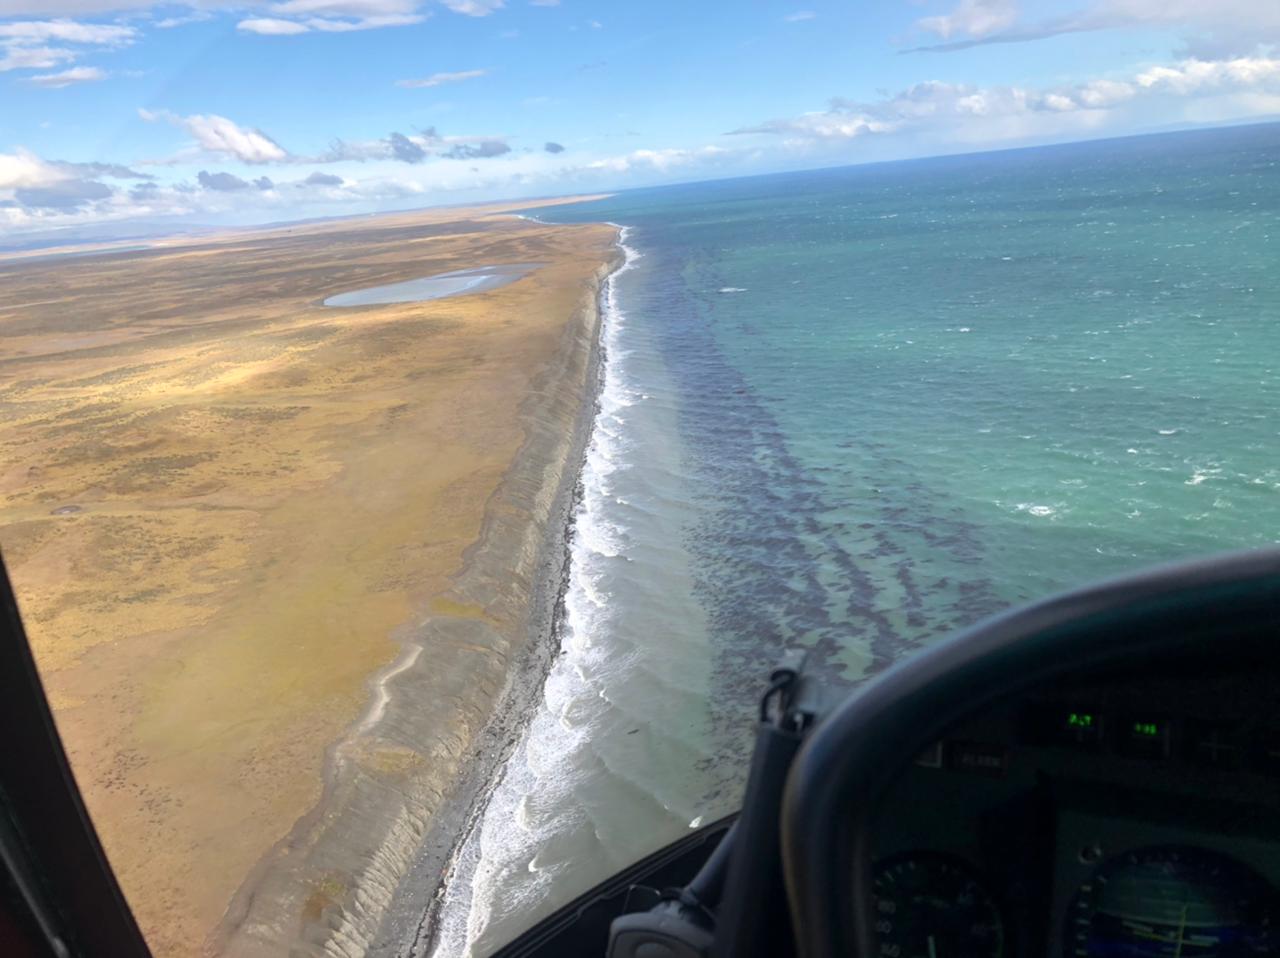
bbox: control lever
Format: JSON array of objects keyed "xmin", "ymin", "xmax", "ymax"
[{"xmin": 606, "ymin": 652, "xmax": 831, "ymax": 958}]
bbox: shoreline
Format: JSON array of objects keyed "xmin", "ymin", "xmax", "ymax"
[
  {"xmin": 381, "ymin": 227, "xmax": 637, "ymax": 957},
  {"xmin": 404, "ymin": 224, "xmax": 638, "ymax": 958},
  {"xmin": 210, "ymin": 226, "xmax": 625, "ymax": 957},
  {"xmin": 372, "ymin": 233, "xmax": 627, "ymax": 957}
]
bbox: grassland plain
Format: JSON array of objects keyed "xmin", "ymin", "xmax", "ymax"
[{"xmin": 0, "ymin": 198, "xmax": 619, "ymax": 956}]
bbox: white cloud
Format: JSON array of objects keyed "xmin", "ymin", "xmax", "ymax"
[
  {"xmin": 154, "ymin": 11, "xmax": 214, "ymax": 28},
  {"xmin": 237, "ymin": 12, "xmax": 425, "ymax": 32},
  {"xmin": 1135, "ymin": 56, "xmax": 1280, "ymax": 95},
  {"xmin": 28, "ymin": 64, "xmax": 107, "ymax": 86},
  {"xmin": 584, "ymin": 145, "xmax": 731, "ymax": 174},
  {"xmin": 439, "ymin": 0, "xmax": 503, "ymax": 14},
  {"xmin": 227, "ymin": 0, "xmax": 486, "ymax": 31},
  {"xmin": 0, "ymin": 2, "xmax": 170, "ymax": 11},
  {"xmin": 311, "ymin": 13, "xmax": 424, "ymax": 29},
  {"xmin": 140, "ymin": 109, "xmax": 290, "ymax": 163},
  {"xmin": 312, "ymin": 127, "xmax": 513, "ymax": 163},
  {"xmin": 238, "ymin": 18, "xmax": 311, "ymax": 34},
  {"xmin": 0, "ymin": 17, "xmax": 135, "ymax": 79},
  {"xmin": 0, "ymin": 148, "xmax": 132, "ymax": 219},
  {"xmin": 0, "ymin": 44, "xmax": 77, "ymax": 72},
  {"xmin": 917, "ymin": 0, "xmax": 1018, "ymax": 39},
  {"xmin": 0, "ymin": 149, "xmax": 67, "ymax": 189},
  {"xmin": 1074, "ymin": 78, "xmax": 1135, "ymax": 107},
  {"xmin": 396, "ymin": 68, "xmax": 487, "ymax": 88},
  {"xmin": 234, "ymin": 0, "xmax": 429, "ymax": 33},
  {"xmin": 730, "ymin": 55, "xmax": 1280, "ymax": 144},
  {"xmin": 0, "ymin": 0, "xmax": 497, "ymax": 36},
  {"xmin": 910, "ymin": 0, "xmax": 1280, "ymax": 54},
  {"xmin": 0, "ymin": 19, "xmax": 136, "ymax": 44},
  {"xmin": 264, "ymin": 0, "xmax": 417, "ymax": 14},
  {"xmin": 0, "ymin": 136, "xmax": 749, "ymax": 239},
  {"xmin": 784, "ymin": 11, "xmax": 816, "ymax": 22}
]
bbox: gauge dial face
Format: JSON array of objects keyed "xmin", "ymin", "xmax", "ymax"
[
  {"xmin": 873, "ymin": 852, "xmax": 1005, "ymax": 958},
  {"xmin": 1066, "ymin": 845, "xmax": 1278, "ymax": 956}
]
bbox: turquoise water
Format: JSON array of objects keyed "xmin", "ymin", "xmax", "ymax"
[{"xmin": 431, "ymin": 123, "xmax": 1280, "ymax": 955}]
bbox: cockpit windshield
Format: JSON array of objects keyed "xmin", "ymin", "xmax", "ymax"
[{"xmin": 1, "ymin": 3, "xmax": 1277, "ymax": 956}]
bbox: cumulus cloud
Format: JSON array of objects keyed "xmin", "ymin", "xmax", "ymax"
[
  {"xmin": 28, "ymin": 64, "xmax": 106, "ymax": 86},
  {"xmin": 544, "ymin": 141, "xmax": 565, "ymax": 153},
  {"xmin": 442, "ymin": 139, "xmax": 510, "ymax": 159},
  {"xmin": 388, "ymin": 131, "xmax": 427, "ymax": 163},
  {"xmin": 314, "ymin": 127, "xmax": 514, "ymax": 164},
  {"xmin": 0, "ymin": 149, "xmax": 66, "ymax": 190},
  {"xmin": 0, "ymin": 152, "xmax": 145, "ymax": 214},
  {"xmin": 396, "ymin": 68, "xmax": 487, "ymax": 88},
  {"xmin": 198, "ymin": 170, "xmax": 253, "ymax": 191},
  {"xmin": 141, "ymin": 109, "xmax": 290, "ymax": 163},
  {"xmin": 0, "ymin": 17, "xmax": 135, "ymax": 80},
  {"xmin": 195, "ymin": 171, "xmax": 274, "ymax": 191},
  {"xmin": 129, "ymin": 180, "xmax": 159, "ymax": 200},
  {"xmin": 729, "ymin": 55, "xmax": 1280, "ymax": 142},
  {"xmin": 0, "ymin": 148, "xmax": 120, "ymax": 212},
  {"xmin": 1, "ymin": 137, "xmax": 751, "ymax": 238},
  {"xmin": 1135, "ymin": 56, "xmax": 1280, "ymax": 94}
]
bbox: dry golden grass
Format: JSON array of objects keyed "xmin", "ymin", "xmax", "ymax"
[{"xmin": 0, "ymin": 200, "xmax": 616, "ymax": 956}]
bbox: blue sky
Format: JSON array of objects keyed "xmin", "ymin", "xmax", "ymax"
[{"xmin": 2, "ymin": 0, "xmax": 1280, "ymax": 238}]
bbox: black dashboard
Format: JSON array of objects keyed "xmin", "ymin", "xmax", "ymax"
[{"xmin": 869, "ymin": 666, "xmax": 1280, "ymax": 956}]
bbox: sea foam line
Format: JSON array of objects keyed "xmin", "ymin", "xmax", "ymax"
[{"xmin": 426, "ymin": 225, "xmax": 640, "ymax": 958}]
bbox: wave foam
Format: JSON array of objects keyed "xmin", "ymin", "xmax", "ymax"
[{"xmin": 428, "ymin": 228, "xmax": 642, "ymax": 958}]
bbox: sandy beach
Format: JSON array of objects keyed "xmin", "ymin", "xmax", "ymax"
[{"xmin": 0, "ymin": 199, "xmax": 619, "ymax": 956}]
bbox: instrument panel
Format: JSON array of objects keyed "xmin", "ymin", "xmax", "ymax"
[
  {"xmin": 868, "ymin": 668, "xmax": 1280, "ymax": 956},
  {"xmin": 1063, "ymin": 844, "xmax": 1276, "ymax": 955}
]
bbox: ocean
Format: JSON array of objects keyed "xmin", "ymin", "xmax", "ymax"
[{"xmin": 430, "ymin": 122, "xmax": 1280, "ymax": 956}]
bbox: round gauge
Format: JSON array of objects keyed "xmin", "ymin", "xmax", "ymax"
[
  {"xmin": 873, "ymin": 851, "xmax": 1005, "ymax": 958},
  {"xmin": 1066, "ymin": 845, "xmax": 1279, "ymax": 956}
]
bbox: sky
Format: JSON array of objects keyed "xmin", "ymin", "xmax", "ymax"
[{"xmin": 2, "ymin": 0, "xmax": 1280, "ymax": 240}]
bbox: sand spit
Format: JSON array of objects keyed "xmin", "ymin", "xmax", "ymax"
[{"xmin": 0, "ymin": 198, "xmax": 617, "ymax": 956}]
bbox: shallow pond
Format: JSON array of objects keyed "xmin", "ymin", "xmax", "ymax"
[{"xmin": 323, "ymin": 263, "xmax": 540, "ymax": 307}]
